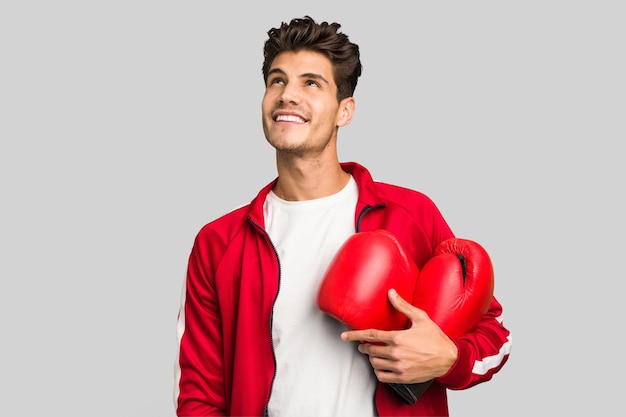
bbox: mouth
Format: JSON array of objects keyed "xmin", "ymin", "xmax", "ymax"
[{"xmin": 273, "ymin": 112, "xmax": 307, "ymax": 124}]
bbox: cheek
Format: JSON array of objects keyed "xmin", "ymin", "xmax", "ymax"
[
  {"xmin": 261, "ymin": 103, "xmax": 275, "ymax": 125},
  {"xmin": 261, "ymin": 95, "xmax": 270, "ymax": 112},
  {"xmin": 262, "ymin": 89, "xmax": 277, "ymax": 107}
]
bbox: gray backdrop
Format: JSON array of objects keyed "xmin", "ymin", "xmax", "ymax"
[{"xmin": 2, "ymin": 1, "xmax": 624, "ymax": 416}]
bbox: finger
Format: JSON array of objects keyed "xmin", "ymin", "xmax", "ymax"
[
  {"xmin": 369, "ymin": 358, "xmax": 405, "ymax": 383},
  {"xmin": 341, "ymin": 328, "xmax": 386, "ymax": 343},
  {"xmin": 369, "ymin": 355, "xmax": 397, "ymax": 371},
  {"xmin": 388, "ymin": 288, "xmax": 427, "ymax": 323},
  {"xmin": 358, "ymin": 342, "xmax": 395, "ymax": 360}
]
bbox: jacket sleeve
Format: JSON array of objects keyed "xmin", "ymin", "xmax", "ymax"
[
  {"xmin": 435, "ymin": 296, "xmax": 512, "ymax": 390},
  {"xmin": 174, "ymin": 233, "xmax": 227, "ymax": 416}
]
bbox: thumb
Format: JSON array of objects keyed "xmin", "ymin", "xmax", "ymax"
[
  {"xmin": 388, "ymin": 288, "xmax": 422, "ymax": 323},
  {"xmin": 387, "ymin": 288, "xmax": 415, "ymax": 319}
]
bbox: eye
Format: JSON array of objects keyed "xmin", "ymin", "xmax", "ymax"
[
  {"xmin": 305, "ymin": 80, "xmax": 320, "ymax": 88},
  {"xmin": 268, "ymin": 77, "xmax": 284, "ymax": 86}
]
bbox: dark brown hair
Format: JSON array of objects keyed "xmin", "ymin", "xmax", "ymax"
[{"xmin": 262, "ymin": 16, "xmax": 362, "ymax": 101}]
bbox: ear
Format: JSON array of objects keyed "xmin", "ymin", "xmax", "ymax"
[{"xmin": 336, "ymin": 97, "xmax": 355, "ymax": 127}]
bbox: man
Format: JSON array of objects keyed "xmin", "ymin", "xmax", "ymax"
[{"xmin": 174, "ymin": 16, "xmax": 511, "ymax": 416}]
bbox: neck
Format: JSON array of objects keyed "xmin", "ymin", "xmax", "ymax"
[{"xmin": 273, "ymin": 155, "xmax": 349, "ymax": 201}]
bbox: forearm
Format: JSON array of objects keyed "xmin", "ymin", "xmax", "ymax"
[
  {"xmin": 436, "ymin": 297, "xmax": 512, "ymax": 389},
  {"xmin": 175, "ymin": 252, "xmax": 227, "ymax": 415}
]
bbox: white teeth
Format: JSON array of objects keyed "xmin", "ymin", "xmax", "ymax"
[{"xmin": 275, "ymin": 114, "xmax": 305, "ymax": 123}]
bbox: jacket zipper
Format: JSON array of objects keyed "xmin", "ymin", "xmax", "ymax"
[
  {"xmin": 247, "ymin": 216, "xmax": 281, "ymax": 417},
  {"xmin": 356, "ymin": 204, "xmax": 386, "ymax": 232},
  {"xmin": 356, "ymin": 204, "xmax": 385, "ymax": 417}
]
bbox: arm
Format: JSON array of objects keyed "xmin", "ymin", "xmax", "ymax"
[
  {"xmin": 341, "ymin": 290, "xmax": 511, "ymax": 389},
  {"xmin": 174, "ymin": 239, "xmax": 227, "ymax": 416},
  {"xmin": 437, "ymin": 296, "xmax": 512, "ymax": 390}
]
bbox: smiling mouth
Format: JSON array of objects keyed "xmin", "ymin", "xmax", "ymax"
[{"xmin": 275, "ymin": 114, "xmax": 306, "ymax": 123}]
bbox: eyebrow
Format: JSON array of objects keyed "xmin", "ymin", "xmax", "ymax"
[{"xmin": 267, "ymin": 68, "xmax": 330, "ymax": 85}]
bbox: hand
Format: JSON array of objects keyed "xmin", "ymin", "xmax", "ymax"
[{"xmin": 341, "ymin": 288, "xmax": 459, "ymax": 384}]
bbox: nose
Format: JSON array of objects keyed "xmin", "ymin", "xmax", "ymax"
[{"xmin": 278, "ymin": 83, "xmax": 300, "ymax": 105}]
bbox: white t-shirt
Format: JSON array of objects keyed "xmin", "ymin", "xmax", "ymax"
[{"xmin": 264, "ymin": 175, "xmax": 376, "ymax": 417}]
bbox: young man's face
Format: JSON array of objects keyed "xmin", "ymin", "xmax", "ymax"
[{"xmin": 262, "ymin": 50, "xmax": 350, "ymax": 158}]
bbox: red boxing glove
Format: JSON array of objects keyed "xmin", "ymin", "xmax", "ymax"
[
  {"xmin": 412, "ymin": 237, "xmax": 494, "ymax": 338},
  {"xmin": 393, "ymin": 237, "xmax": 495, "ymax": 404},
  {"xmin": 317, "ymin": 229, "xmax": 419, "ymax": 331}
]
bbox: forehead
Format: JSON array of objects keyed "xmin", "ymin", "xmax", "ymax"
[{"xmin": 270, "ymin": 50, "xmax": 335, "ymax": 81}]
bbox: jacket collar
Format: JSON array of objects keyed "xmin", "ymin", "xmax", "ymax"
[{"xmin": 246, "ymin": 162, "xmax": 385, "ymax": 228}]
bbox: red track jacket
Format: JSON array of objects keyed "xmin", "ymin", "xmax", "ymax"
[{"xmin": 175, "ymin": 162, "xmax": 512, "ymax": 416}]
